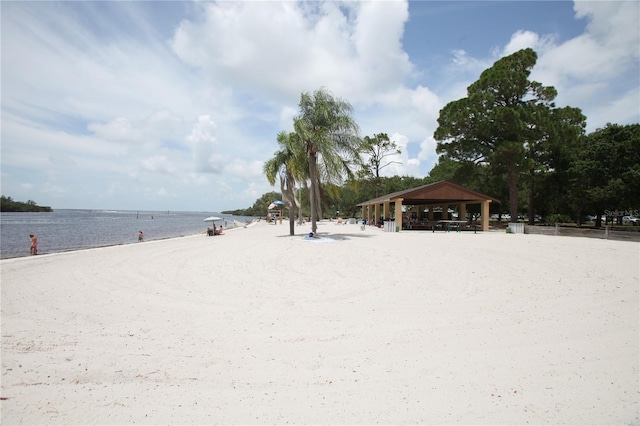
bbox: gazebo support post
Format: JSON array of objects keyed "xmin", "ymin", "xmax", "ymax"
[
  {"xmin": 395, "ymin": 198, "xmax": 403, "ymax": 231},
  {"xmin": 460, "ymin": 203, "xmax": 467, "ymax": 223},
  {"xmin": 481, "ymin": 200, "xmax": 490, "ymax": 231}
]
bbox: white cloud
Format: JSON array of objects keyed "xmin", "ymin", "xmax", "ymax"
[
  {"xmin": 1, "ymin": 0, "xmax": 637, "ymax": 211},
  {"xmin": 532, "ymin": 1, "xmax": 639, "ymax": 129},
  {"xmin": 186, "ymin": 115, "xmax": 219, "ymax": 173},
  {"xmin": 418, "ymin": 135, "xmax": 439, "ymax": 163},
  {"xmin": 447, "ymin": 1, "xmax": 639, "ymax": 133},
  {"xmin": 170, "ymin": 1, "xmax": 412, "ymax": 102},
  {"xmin": 355, "ymin": 85, "xmax": 441, "ymax": 176},
  {"xmin": 574, "ymin": 1, "xmax": 639, "ymax": 50},
  {"xmin": 141, "ymin": 155, "xmax": 177, "ymax": 175},
  {"xmin": 225, "ymin": 159, "xmax": 266, "ymax": 181},
  {"xmin": 497, "ymin": 30, "xmax": 558, "ymax": 59},
  {"xmin": 384, "ymin": 133, "xmax": 420, "ymax": 177}
]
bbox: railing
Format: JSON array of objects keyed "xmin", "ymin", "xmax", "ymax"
[{"xmin": 524, "ymin": 224, "xmax": 640, "ymax": 242}]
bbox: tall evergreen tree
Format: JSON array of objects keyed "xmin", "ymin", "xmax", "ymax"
[
  {"xmin": 434, "ymin": 48, "xmax": 578, "ymax": 222},
  {"xmin": 570, "ymin": 123, "xmax": 640, "ymax": 227}
]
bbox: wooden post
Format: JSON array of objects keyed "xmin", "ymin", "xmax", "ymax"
[
  {"xmin": 481, "ymin": 200, "xmax": 490, "ymax": 231},
  {"xmin": 395, "ymin": 199, "xmax": 403, "ymax": 231}
]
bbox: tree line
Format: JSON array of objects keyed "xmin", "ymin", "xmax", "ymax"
[
  {"xmin": 1, "ymin": 196, "xmax": 53, "ymax": 212},
  {"xmin": 233, "ymin": 48, "xmax": 639, "ymax": 234}
]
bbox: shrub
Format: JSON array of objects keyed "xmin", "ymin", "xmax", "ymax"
[{"xmin": 541, "ymin": 214, "xmax": 572, "ymax": 225}]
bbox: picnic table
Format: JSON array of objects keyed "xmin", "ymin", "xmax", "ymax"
[{"xmin": 436, "ymin": 220, "xmax": 468, "ymax": 232}]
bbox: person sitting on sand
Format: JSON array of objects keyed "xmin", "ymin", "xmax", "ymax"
[{"xmin": 29, "ymin": 234, "xmax": 38, "ymax": 255}]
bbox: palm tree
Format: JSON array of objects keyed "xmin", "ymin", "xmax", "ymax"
[
  {"xmin": 264, "ymin": 130, "xmax": 307, "ymax": 235},
  {"xmin": 294, "ymin": 87, "xmax": 360, "ymax": 234}
]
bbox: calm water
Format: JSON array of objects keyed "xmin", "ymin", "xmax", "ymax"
[{"xmin": 0, "ymin": 209, "xmax": 256, "ymax": 259}]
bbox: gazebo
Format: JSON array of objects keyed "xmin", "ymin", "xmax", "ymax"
[{"xmin": 357, "ymin": 180, "xmax": 500, "ymax": 232}]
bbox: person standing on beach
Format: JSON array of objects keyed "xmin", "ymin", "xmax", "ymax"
[
  {"xmin": 29, "ymin": 234, "xmax": 38, "ymax": 255},
  {"xmin": 138, "ymin": 231, "xmax": 144, "ymax": 242}
]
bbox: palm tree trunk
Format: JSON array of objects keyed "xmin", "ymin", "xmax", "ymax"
[
  {"xmin": 314, "ymin": 182, "xmax": 322, "ymax": 221},
  {"xmin": 280, "ymin": 175, "xmax": 297, "ymax": 236},
  {"xmin": 309, "ymin": 153, "xmax": 319, "ymax": 234},
  {"xmin": 288, "ymin": 204, "xmax": 296, "ymax": 235},
  {"xmin": 295, "ymin": 188, "xmax": 303, "ymax": 223},
  {"xmin": 284, "ymin": 190, "xmax": 296, "ymax": 236}
]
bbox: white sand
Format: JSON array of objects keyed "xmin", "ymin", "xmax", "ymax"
[{"xmin": 1, "ymin": 221, "xmax": 638, "ymax": 424}]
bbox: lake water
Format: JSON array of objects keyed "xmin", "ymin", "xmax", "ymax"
[{"xmin": 0, "ymin": 209, "xmax": 256, "ymax": 259}]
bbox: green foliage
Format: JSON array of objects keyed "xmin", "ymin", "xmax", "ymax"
[
  {"xmin": 358, "ymin": 133, "xmax": 401, "ymax": 179},
  {"xmin": 541, "ymin": 214, "xmax": 572, "ymax": 225},
  {"xmin": 1, "ymin": 196, "xmax": 53, "ymax": 212},
  {"xmin": 356, "ymin": 133, "xmax": 403, "ymax": 198},
  {"xmin": 569, "ymin": 123, "xmax": 640, "ymax": 226},
  {"xmin": 264, "ymin": 131, "xmax": 308, "ymax": 234},
  {"xmin": 237, "ymin": 175, "xmax": 439, "ymax": 221},
  {"xmin": 434, "ymin": 48, "xmax": 585, "ymax": 221},
  {"xmin": 249, "ymin": 76, "xmax": 632, "ymax": 228},
  {"xmin": 221, "ymin": 191, "xmax": 281, "ymax": 217},
  {"xmin": 236, "ymin": 120, "xmax": 640, "ymax": 225},
  {"xmin": 294, "ymin": 87, "xmax": 360, "ymax": 232},
  {"xmin": 522, "ymin": 105, "xmax": 586, "ymax": 223}
]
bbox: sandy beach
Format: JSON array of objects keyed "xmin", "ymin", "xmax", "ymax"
[{"xmin": 1, "ymin": 220, "xmax": 638, "ymax": 424}]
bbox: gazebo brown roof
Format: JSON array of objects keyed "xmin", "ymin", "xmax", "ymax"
[{"xmin": 357, "ymin": 180, "xmax": 500, "ymax": 231}]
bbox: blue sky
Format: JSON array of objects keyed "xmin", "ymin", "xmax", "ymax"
[{"xmin": 2, "ymin": 1, "xmax": 638, "ymax": 212}]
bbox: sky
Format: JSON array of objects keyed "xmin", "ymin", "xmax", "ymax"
[{"xmin": 1, "ymin": 1, "xmax": 639, "ymax": 212}]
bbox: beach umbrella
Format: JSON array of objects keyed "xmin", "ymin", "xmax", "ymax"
[
  {"xmin": 203, "ymin": 216, "xmax": 222, "ymax": 227},
  {"xmin": 268, "ymin": 200, "xmax": 285, "ymax": 210}
]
